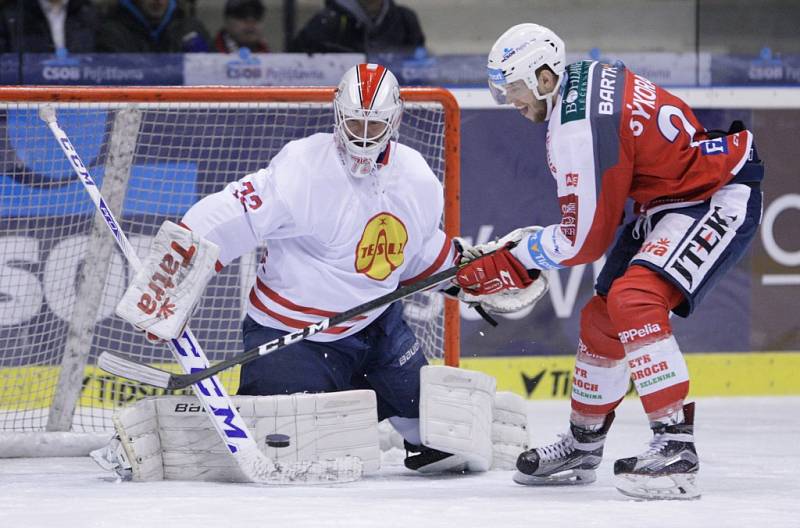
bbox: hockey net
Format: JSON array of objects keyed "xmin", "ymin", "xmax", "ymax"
[{"xmin": 0, "ymin": 87, "xmax": 460, "ymax": 456}]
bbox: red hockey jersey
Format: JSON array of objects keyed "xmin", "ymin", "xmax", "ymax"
[{"xmin": 511, "ymin": 60, "xmax": 753, "ymax": 270}]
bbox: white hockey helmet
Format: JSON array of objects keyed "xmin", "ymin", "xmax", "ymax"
[
  {"xmin": 487, "ymin": 23, "xmax": 566, "ymax": 119},
  {"xmin": 333, "ymin": 63, "xmax": 403, "ymax": 178}
]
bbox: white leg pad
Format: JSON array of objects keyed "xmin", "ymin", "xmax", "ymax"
[
  {"xmin": 419, "ymin": 365, "xmax": 496, "ymax": 472},
  {"xmin": 113, "ymin": 398, "xmax": 165, "ymax": 481},
  {"xmin": 110, "ymin": 390, "xmax": 380, "ymax": 482},
  {"xmin": 491, "ymin": 391, "xmax": 529, "ymax": 470}
]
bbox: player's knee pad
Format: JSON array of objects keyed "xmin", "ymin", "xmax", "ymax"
[
  {"xmin": 579, "ymin": 295, "xmax": 626, "ymax": 361},
  {"xmin": 105, "ymin": 391, "xmax": 380, "ymax": 482},
  {"xmin": 606, "ymin": 266, "xmax": 682, "ymax": 350}
]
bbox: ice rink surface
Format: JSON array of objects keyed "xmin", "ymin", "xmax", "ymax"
[{"xmin": 1, "ymin": 396, "xmax": 798, "ymax": 528}]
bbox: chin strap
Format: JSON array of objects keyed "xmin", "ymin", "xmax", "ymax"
[
  {"xmin": 544, "ymin": 95, "xmax": 555, "ymax": 121},
  {"xmin": 539, "ymin": 75, "xmax": 562, "ymax": 121}
]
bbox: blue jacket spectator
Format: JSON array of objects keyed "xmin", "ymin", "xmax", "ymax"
[
  {"xmin": 96, "ymin": 0, "xmax": 210, "ymax": 53},
  {"xmin": 290, "ymin": 0, "xmax": 425, "ymax": 54},
  {"xmin": 0, "ymin": 0, "xmax": 98, "ymax": 53}
]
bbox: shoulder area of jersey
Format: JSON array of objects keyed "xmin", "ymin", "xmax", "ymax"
[
  {"xmin": 386, "ymin": 142, "xmax": 440, "ymax": 183},
  {"xmin": 275, "ymin": 132, "xmax": 335, "ymax": 160}
]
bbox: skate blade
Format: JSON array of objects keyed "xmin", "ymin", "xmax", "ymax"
[
  {"xmin": 614, "ymin": 472, "xmax": 700, "ymax": 500},
  {"xmin": 513, "ymin": 469, "xmax": 596, "ymax": 486}
]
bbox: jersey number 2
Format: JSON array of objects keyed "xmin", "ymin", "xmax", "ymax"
[{"xmin": 657, "ymin": 105, "xmax": 697, "ymax": 143}]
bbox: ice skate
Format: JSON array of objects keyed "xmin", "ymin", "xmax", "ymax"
[
  {"xmin": 403, "ymin": 441, "xmax": 466, "ymax": 473},
  {"xmin": 513, "ymin": 412, "xmax": 614, "ymax": 485},
  {"xmin": 90, "ymin": 435, "xmax": 133, "ymax": 481},
  {"xmin": 614, "ymin": 402, "xmax": 700, "ymax": 500}
]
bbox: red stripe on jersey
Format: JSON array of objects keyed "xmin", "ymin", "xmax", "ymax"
[
  {"xmin": 357, "ymin": 64, "xmax": 387, "ymax": 110},
  {"xmin": 255, "ymin": 277, "xmax": 366, "ymax": 320},
  {"xmin": 248, "ymin": 288, "xmax": 351, "ymax": 335},
  {"xmin": 400, "ymin": 237, "xmax": 453, "ymax": 286}
]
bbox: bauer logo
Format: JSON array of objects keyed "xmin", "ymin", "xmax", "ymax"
[{"xmin": 355, "ymin": 212, "xmax": 408, "ymax": 281}]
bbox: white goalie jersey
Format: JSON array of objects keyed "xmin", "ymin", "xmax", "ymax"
[{"xmin": 181, "ymin": 133, "xmax": 455, "ymax": 341}]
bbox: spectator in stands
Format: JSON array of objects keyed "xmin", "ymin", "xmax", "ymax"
[
  {"xmin": 290, "ymin": 0, "xmax": 425, "ymax": 54},
  {"xmin": 96, "ymin": 0, "xmax": 210, "ymax": 53},
  {"xmin": 0, "ymin": 0, "xmax": 98, "ymax": 53},
  {"xmin": 214, "ymin": 0, "xmax": 269, "ymax": 53}
]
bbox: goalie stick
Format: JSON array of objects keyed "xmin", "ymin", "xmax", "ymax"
[
  {"xmin": 98, "ymin": 258, "xmax": 473, "ymax": 391},
  {"xmin": 39, "ymin": 105, "xmax": 361, "ymax": 485}
]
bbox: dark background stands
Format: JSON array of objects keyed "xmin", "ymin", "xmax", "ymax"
[
  {"xmin": 214, "ymin": 0, "xmax": 269, "ymax": 53},
  {"xmin": 0, "ymin": 0, "xmax": 99, "ymax": 53},
  {"xmin": 290, "ymin": 0, "xmax": 424, "ymax": 54},
  {"xmin": 96, "ymin": 0, "xmax": 210, "ymax": 52}
]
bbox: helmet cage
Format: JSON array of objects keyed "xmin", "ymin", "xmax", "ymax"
[{"xmin": 333, "ymin": 97, "xmax": 401, "ymax": 163}]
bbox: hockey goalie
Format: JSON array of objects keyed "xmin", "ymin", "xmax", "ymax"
[{"xmin": 93, "ymin": 63, "xmax": 548, "ymax": 482}]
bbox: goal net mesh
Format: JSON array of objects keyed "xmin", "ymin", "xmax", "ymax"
[{"xmin": 0, "ymin": 96, "xmax": 457, "ymax": 438}]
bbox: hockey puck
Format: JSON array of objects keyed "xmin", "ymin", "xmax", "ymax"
[{"xmin": 265, "ymin": 433, "xmax": 291, "ymax": 448}]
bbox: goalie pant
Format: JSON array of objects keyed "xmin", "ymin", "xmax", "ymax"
[
  {"xmin": 571, "ymin": 175, "xmax": 762, "ymax": 418},
  {"xmin": 239, "ymin": 302, "xmax": 426, "ymax": 425}
]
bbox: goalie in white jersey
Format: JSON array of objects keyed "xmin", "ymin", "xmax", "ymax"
[{"xmin": 158, "ymin": 63, "xmax": 521, "ymax": 474}]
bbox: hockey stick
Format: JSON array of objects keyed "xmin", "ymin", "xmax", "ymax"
[
  {"xmin": 98, "ymin": 259, "xmax": 469, "ymax": 391},
  {"xmin": 39, "ymin": 105, "xmax": 361, "ymax": 484}
]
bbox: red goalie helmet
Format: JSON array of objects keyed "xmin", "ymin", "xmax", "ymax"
[{"xmin": 333, "ymin": 63, "xmax": 403, "ymax": 178}]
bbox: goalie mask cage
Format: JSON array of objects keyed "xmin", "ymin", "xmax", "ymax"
[{"xmin": 0, "ymin": 86, "xmax": 460, "ymax": 456}]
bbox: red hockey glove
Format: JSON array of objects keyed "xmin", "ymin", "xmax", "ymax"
[{"xmin": 455, "ymin": 246, "xmax": 533, "ymax": 295}]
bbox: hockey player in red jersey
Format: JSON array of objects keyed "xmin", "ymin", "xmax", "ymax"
[{"xmin": 455, "ymin": 24, "xmax": 764, "ymax": 499}]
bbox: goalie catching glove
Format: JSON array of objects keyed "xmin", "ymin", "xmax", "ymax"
[
  {"xmin": 116, "ymin": 221, "xmax": 220, "ymax": 341},
  {"xmin": 452, "ymin": 227, "xmax": 548, "ymax": 314}
]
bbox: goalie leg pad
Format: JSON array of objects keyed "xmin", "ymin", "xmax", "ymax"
[
  {"xmin": 419, "ymin": 365, "xmax": 496, "ymax": 472},
  {"xmin": 491, "ymin": 391, "xmax": 529, "ymax": 470},
  {"xmin": 102, "ymin": 390, "xmax": 380, "ymax": 482}
]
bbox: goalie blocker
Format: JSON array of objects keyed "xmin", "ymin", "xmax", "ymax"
[
  {"xmin": 91, "ymin": 367, "xmax": 530, "ymax": 481},
  {"xmin": 116, "ymin": 221, "xmax": 220, "ymax": 341}
]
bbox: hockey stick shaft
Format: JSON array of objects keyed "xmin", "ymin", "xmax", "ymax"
[
  {"xmin": 104, "ymin": 260, "xmax": 465, "ymax": 391},
  {"xmin": 39, "ymin": 106, "xmax": 359, "ymax": 483}
]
